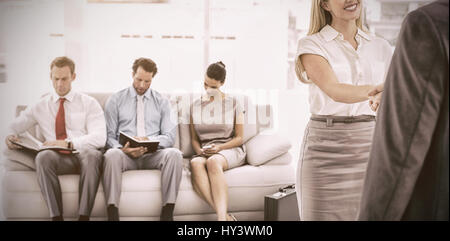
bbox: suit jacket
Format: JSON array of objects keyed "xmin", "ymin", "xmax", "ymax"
[{"xmin": 358, "ymin": 0, "xmax": 449, "ymax": 221}]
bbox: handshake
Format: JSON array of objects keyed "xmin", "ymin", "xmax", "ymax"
[{"xmin": 368, "ymin": 83, "xmax": 384, "ymax": 112}]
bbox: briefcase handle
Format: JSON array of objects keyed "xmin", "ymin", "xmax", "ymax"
[{"xmin": 278, "ymin": 184, "xmax": 295, "ymax": 193}]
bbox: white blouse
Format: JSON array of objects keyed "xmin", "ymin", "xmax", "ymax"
[{"xmin": 297, "ymin": 25, "xmax": 393, "ymax": 116}]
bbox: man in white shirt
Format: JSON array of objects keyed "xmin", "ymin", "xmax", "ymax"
[{"xmin": 4, "ymin": 56, "xmax": 106, "ymax": 221}]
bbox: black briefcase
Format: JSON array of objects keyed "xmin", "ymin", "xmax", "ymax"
[{"xmin": 264, "ymin": 184, "xmax": 300, "ymax": 221}]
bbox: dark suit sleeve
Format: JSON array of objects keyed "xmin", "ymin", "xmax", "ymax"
[{"xmin": 358, "ymin": 9, "xmax": 448, "ymax": 220}]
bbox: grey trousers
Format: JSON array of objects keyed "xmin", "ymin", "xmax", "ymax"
[
  {"xmin": 35, "ymin": 149, "xmax": 103, "ymax": 218},
  {"xmin": 102, "ymin": 148, "xmax": 183, "ymax": 208}
]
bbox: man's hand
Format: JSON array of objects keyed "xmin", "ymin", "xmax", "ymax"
[
  {"xmin": 121, "ymin": 142, "xmax": 147, "ymax": 159},
  {"xmin": 369, "ymin": 92, "xmax": 383, "ymax": 112},
  {"xmin": 368, "ymin": 83, "xmax": 384, "ymax": 112},
  {"xmin": 43, "ymin": 140, "xmax": 69, "ymax": 148},
  {"xmin": 202, "ymin": 144, "xmax": 222, "ymax": 156},
  {"xmin": 5, "ymin": 135, "xmax": 22, "ymax": 150}
]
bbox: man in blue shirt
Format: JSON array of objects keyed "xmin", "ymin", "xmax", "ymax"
[{"xmin": 103, "ymin": 58, "xmax": 183, "ymax": 221}]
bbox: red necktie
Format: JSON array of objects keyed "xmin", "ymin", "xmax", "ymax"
[
  {"xmin": 55, "ymin": 98, "xmax": 67, "ymax": 140},
  {"xmin": 55, "ymin": 98, "xmax": 71, "ymax": 154}
]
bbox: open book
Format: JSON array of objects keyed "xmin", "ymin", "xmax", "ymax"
[
  {"xmin": 119, "ymin": 131, "xmax": 159, "ymax": 153},
  {"xmin": 11, "ymin": 132, "xmax": 79, "ymax": 154}
]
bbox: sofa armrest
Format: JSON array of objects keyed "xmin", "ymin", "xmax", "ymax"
[{"xmin": 2, "ymin": 146, "xmax": 36, "ymax": 171}]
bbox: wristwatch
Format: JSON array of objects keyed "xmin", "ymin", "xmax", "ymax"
[{"xmin": 65, "ymin": 138, "xmax": 73, "ymax": 150}]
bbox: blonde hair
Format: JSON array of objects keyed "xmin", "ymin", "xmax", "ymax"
[{"xmin": 295, "ymin": 0, "xmax": 366, "ymax": 83}]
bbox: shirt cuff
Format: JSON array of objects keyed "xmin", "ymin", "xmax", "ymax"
[{"xmin": 113, "ymin": 143, "xmax": 123, "ymax": 149}]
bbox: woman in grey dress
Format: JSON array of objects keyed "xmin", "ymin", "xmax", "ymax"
[{"xmin": 189, "ymin": 62, "xmax": 245, "ymax": 221}]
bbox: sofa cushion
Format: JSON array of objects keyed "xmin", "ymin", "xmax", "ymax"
[
  {"xmin": 85, "ymin": 92, "xmax": 112, "ymax": 110},
  {"xmin": 165, "ymin": 94, "xmax": 181, "ymax": 150},
  {"xmin": 1, "ymin": 158, "xmax": 34, "ymax": 171},
  {"xmin": 178, "ymin": 123, "xmax": 194, "ymax": 158},
  {"xmin": 263, "ymin": 152, "xmax": 293, "ymax": 166},
  {"xmin": 228, "ymin": 94, "xmax": 258, "ymax": 143},
  {"xmin": 255, "ymin": 104, "xmax": 274, "ymax": 133},
  {"xmin": 177, "ymin": 93, "xmax": 196, "ymax": 157},
  {"xmin": 245, "ymin": 133, "xmax": 292, "ymax": 166}
]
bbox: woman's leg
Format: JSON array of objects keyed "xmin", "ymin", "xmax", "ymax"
[
  {"xmin": 190, "ymin": 157, "xmax": 216, "ymax": 211},
  {"xmin": 206, "ymin": 154, "xmax": 230, "ymax": 221}
]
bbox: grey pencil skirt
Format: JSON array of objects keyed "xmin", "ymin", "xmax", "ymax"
[{"xmin": 296, "ymin": 115, "xmax": 376, "ymax": 221}]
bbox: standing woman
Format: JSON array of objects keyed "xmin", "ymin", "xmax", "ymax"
[
  {"xmin": 295, "ymin": 0, "xmax": 393, "ymax": 221},
  {"xmin": 189, "ymin": 62, "xmax": 246, "ymax": 221}
]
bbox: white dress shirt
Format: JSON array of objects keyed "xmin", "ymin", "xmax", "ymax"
[
  {"xmin": 8, "ymin": 90, "xmax": 106, "ymax": 150},
  {"xmin": 297, "ymin": 25, "xmax": 393, "ymax": 116}
]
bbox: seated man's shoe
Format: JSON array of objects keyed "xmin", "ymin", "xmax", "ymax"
[
  {"xmin": 160, "ymin": 215, "xmax": 174, "ymax": 221},
  {"xmin": 107, "ymin": 205, "xmax": 120, "ymax": 221},
  {"xmin": 52, "ymin": 216, "xmax": 64, "ymax": 221},
  {"xmin": 160, "ymin": 203, "xmax": 175, "ymax": 221},
  {"xmin": 78, "ymin": 215, "xmax": 90, "ymax": 221}
]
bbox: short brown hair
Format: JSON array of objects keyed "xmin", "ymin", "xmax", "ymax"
[
  {"xmin": 132, "ymin": 58, "xmax": 158, "ymax": 76},
  {"xmin": 50, "ymin": 56, "xmax": 75, "ymax": 74}
]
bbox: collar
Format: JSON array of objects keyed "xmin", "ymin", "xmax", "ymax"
[
  {"xmin": 129, "ymin": 86, "xmax": 152, "ymax": 100},
  {"xmin": 357, "ymin": 28, "xmax": 372, "ymax": 41},
  {"xmin": 201, "ymin": 93, "xmax": 227, "ymax": 103},
  {"xmin": 320, "ymin": 25, "xmax": 340, "ymax": 42},
  {"xmin": 52, "ymin": 89, "xmax": 75, "ymax": 103},
  {"xmin": 201, "ymin": 94, "xmax": 210, "ymax": 102},
  {"xmin": 320, "ymin": 25, "xmax": 371, "ymax": 42}
]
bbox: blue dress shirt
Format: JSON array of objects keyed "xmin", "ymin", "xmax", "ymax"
[{"xmin": 105, "ymin": 86, "xmax": 177, "ymax": 149}]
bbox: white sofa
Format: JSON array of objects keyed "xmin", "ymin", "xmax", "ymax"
[{"xmin": 1, "ymin": 92, "xmax": 295, "ymax": 221}]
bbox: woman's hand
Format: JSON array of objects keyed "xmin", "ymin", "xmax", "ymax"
[
  {"xmin": 368, "ymin": 83, "xmax": 384, "ymax": 112},
  {"xmin": 202, "ymin": 144, "xmax": 222, "ymax": 156},
  {"xmin": 368, "ymin": 83, "xmax": 384, "ymax": 96}
]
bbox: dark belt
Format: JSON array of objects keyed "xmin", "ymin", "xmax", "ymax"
[{"xmin": 311, "ymin": 114, "xmax": 375, "ymax": 126}]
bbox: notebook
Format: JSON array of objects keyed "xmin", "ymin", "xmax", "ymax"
[
  {"xmin": 11, "ymin": 133, "xmax": 79, "ymax": 154},
  {"xmin": 119, "ymin": 131, "xmax": 159, "ymax": 153}
]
